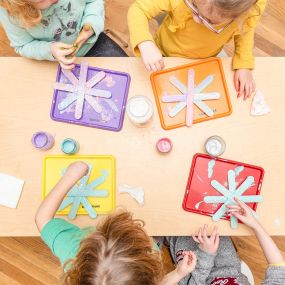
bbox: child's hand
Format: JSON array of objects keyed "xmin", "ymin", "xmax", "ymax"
[
  {"xmin": 65, "ymin": 161, "xmax": 89, "ymax": 182},
  {"xmin": 234, "ymin": 69, "xmax": 256, "ymax": 100},
  {"xmin": 51, "ymin": 42, "xmax": 76, "ymax": 70},
  {"xmin": 72, "ymin": 24, "xmax": 94, "ymax": 55},
  {"xmin": 192, "ymin": 225, "xmax": 219, "ymax": 254},
  {"xmin": 138, "ymin": 41, "xmax": 164, "ymax": 72},
  {"xmin": 227, "ymin": 197, "xmax": 260, "ymax": 230},
  {"xmin": 176, "ymin": 251, "xmax": 197, "ymax": 279}
]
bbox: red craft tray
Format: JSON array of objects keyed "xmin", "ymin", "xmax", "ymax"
[
  {"xmin": 150, "ymin": 58, "xmax": 232, "ymax": 130},
  {"xmin": 182, "ymin": 153, "xmax": 265, "ymax": 221}
]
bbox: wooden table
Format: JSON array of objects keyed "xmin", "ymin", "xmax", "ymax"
[{"xmin": 0, "ymin": 57, "xmax": 284, "ymax": 236}]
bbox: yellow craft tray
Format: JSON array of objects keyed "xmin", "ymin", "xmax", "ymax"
[{"xmin": 42, "ymin": 155, "xmax": 116, "ymax": 215}]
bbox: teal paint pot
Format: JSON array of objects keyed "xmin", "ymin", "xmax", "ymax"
[{"xmin": 61, "ymin": 138, "xmax": 79, "ymax": 155}]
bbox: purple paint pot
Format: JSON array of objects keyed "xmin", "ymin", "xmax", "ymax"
[{"xmin": 32, "ymin": 132, "xmax": 54, "ymax": 150}]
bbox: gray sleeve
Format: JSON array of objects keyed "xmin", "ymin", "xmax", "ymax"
[
  {"xmin": 186, "ymin": 248, "xmax": 216, "ymax": 285},
  {"xmin": 262, "ymin": 266, "xmax": 285, "ymax": 285}
]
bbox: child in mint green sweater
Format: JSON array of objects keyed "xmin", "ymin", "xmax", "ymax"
[{"xmin": 0, "ymin": 0, "xmax": 127, "ymax": 69}]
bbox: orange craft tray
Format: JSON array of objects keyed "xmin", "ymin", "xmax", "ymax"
[{"xmin": 150, "ymin": 58, "xmax": 232, "ymax": 130}]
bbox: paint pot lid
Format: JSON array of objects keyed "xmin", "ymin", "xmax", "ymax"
[
  {"xmin": 156, "ymin": 138, "xmax": 173, "ymax": 153},
  {"xmin": 32, "ymin": 132, "xmax": 48, "ymax": 148},
  {"xmin": 61, "ymin": 139, "xmax": 76, "ymax": 154}
]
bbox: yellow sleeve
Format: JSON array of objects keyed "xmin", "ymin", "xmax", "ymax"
[
  {"xmin": 127, "ymin": 0, "xmax": 177, "ymax": 56},
  {"xmin": 233, "ymin": 29, "xmax": 255, "ymax": 70},
  {"xmin": 232, "ymin": 0, "xmax": 267, "ymax": 70}
]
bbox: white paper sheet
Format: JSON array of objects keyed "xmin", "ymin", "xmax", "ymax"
[{"xmin": 0, "ymin": 173, "xmax": 25, "ymax": 208}]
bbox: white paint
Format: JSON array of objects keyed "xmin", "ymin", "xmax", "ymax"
[
  {"xmin": 251, "ymin": 90, "xmax": 271, "ymax": 116},
  {"xmin": 119, "ymin": 184, "xmax": 144, "ymax": 206},
  {"xmin": 126, "ymin": 96, "xmax": 153, "ymax": 126},
  {"xmin": 206, "ymin": 139, "xmax": 222, "ymax": 156}
]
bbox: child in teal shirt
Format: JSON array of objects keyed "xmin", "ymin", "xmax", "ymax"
[
  {"xmin": 0, "ymin": 0, "xmax": 127, "ymax": 69},
  {"xmin": 36, "ymin": 161, "xmax": 198, "ymax": 285}
]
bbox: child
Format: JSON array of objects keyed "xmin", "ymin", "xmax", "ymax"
[
  {"xmin": 0, "ymin": 0, "xmax": 127, "ymax": 70},
  {"xmin": 128, "ymin": 0, "xmax": 267, "ymax": 100},
  {"xmin": 35, "ymin": 161, "xmax": 197, "ymax": 285},
  {"xmin": 164, "ymin": 197, "xmax": 285, "ymax": 284}
]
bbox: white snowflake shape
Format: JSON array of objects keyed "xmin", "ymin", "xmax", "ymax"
[
  {"xmin": 54, "ymin": 61, "xmax": 112, "ymax": 119},
  {"xmin": 203, "ymin": 169, "xmax": 263, "ymax": 228},
  {"xmin": 58, "ymin": 164, "xmax": 109, "ymax": 220},
  {"xmin": 162, "ymin": 69, "xmax": 220, "ymax": 126}
]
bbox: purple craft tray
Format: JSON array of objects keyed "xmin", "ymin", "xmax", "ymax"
[{"xmin": 50, "ymin": 64, "xmax": 131, "ymax": 131}]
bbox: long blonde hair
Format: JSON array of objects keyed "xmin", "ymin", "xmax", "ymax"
[
  {"xmin": 0, "ymin": 0, "xmax": 41, "ymax": 27},
  {"xmin": 62, "ymin": 211, "xmax": 164, "ymax": 285}
]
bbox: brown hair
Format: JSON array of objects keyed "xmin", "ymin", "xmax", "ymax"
[
  {"xmin": 62, "ymin": 211, "xmax": 164, "ymax": 285},
  {"xmin": 0, "ymin": 0, "xmax": 41, "ymax": 28}
]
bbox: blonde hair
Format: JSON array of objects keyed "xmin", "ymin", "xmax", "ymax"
[
  {"xmin": 62, "ymin": 211, "xmax": 164, "ymax": 285},
  {"xmin": 212, "ymin": 0, "xmax": 258, "ymax": 18},
  {"xmin": 0, "ymin": 0, "xmax": 41, "ymax": 28}
]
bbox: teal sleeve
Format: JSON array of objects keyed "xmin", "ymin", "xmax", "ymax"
[
  {"xmin": 41, "ymin": 218, "xmax": 91, "ymax": 265},
  {"xmin": 0, "ymin": 8, "xmax": 54, "ymax": 61},
  {"xmin": 81, "ymin": 0, "xmax": 105, "ymax": 42}
]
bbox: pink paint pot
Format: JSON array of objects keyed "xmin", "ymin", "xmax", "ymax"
[
  {"xmin": 32, "ymin": 131, "xmax": 54, "ymax": 151},
  {"xmin": 156, "ymin": 138, "xmax": 173, "ymax": 153}
]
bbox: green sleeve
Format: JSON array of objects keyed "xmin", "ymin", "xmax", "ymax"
[
  {"xmin": 41, "ymin": 218, "xmax": 92, "ymax": 265},
  {"xmin": 81, "ymin": 0, "xmax": 104, "ymax": 42},
  {"xmin": 0, "ymin": 8, "xmax": 54, "ymax": 61}
]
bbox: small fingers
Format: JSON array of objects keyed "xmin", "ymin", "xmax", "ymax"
[
  {"xmin": 154, "ymin": 61, "xmax": 163, "ymax": 72},
  {"xmin": 192, "ymin": 235, "xmax": 200, "ymax": 243},
  {"xmin": 202, "ymin": 224, "xmax": 208, "ymax": 239},
  {"xmin": 150, "ymin": 63, "xmax": 158, "ymax": 72},
  {"xmin": 238, "ymin": 81, "xmax": 245, "ymax": 98},
  {"xmin": 60, "ymin": 61, "xmax": 75, "ymax": 70},
  {"xmin": 61, "ymin": 47, "xmax": 76, "ymax": 56},
  {"xmin": 59, "ymin": 56, "xmax": 77, "ymax": 66},
  {"xmin": 234, "ymin": 74, "xmax": 240, "ymax": 92}
]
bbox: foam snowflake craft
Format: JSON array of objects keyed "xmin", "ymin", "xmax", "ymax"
[
  {"xmin": 54, "ymin": 61, "xmax": 114, "ymax": 120},
  {"xmin": 162, "ymin": 69, "xmax": 221, "ymax": 126},
  {"xmin": 58, "ymin": 164, "xmax": 109, "ymax": 219},
  {"xmin": 203, "ymin": 169, "xmax": 263, "ymax": 228}
]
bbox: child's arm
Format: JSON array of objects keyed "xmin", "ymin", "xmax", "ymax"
[
  {"xmin": 161, "ymin": 251, "xmax": 197, "ymax": 285},
  {"xmin": 127, "ymin": 0, "xmax": 176, "ymax": 71},
  {"xmin": 228, "ymin": 198, "xmax": 285, "ymax": 284},
  {"xmin": 233, "ymin": 30, "xmax": 256, "ymax": 100},
  {"xmin": 81, "ymin": 0, "xmax": 104, "ymax": 39},
  {"xmin": 232, "ymin": 0, "xmax": 267, "ymax": 100},
  {"xmin": 35, "ymin": 161, "xmax": 88, "ymax": 231},
  {"xmin": 228, "ymin": 198, "xmax": 284, "ymax": 264},
  {"xmin": 0, "ymin": 9, "xmax": 76, "ymax": 68}
]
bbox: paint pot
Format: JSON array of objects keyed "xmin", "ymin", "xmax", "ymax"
[
  {"xmin": 61, "ymin": 138, "xmax": 79, "ymax": 155},
  {"xmin": 205, "ymin": 136, "xmax": 226, "ymax": 157},
  {"xmin": 156, "ymin": 138, "xmax": 173, "ymax": 153},
  {"xmin": 126, "ymin": 95, "xmax": 153, "ymax": 127},
  {"xmin": 32, "ymin": 131, "xmax": 54, "ymax": 150}
]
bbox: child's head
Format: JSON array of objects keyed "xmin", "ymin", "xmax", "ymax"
[
  {"xmin": 62, "ymin": 211, "xmax": 164, "ymax": 285},
  {"xmin": 190, "ymin": 0, "xmax": 257, "ymax": 26},
  {"xmin": 0, "ymin": 0, "xmax": 58, "ymax": 27}
]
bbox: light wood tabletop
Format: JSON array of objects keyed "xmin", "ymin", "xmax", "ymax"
[{"xmin": 0, "ymin": 57, "xmax": 284, "ymax": 236}]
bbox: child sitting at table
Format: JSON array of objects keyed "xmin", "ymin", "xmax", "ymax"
[
  {"xmin": 128, "ymin": 0, "xmax": 267, "ymax": 100},
  {"xmin": 0, "ymin": 0, "xmax": 127, "ymax": 70},
  {"xmin": 163, "ymin": 197, "xmax": 285, "ymax": 284},
  {"xmin": 35, "ymin": 161, "xmax": 197, "ymax": 285}
]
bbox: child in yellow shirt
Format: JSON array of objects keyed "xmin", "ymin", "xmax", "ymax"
[{"xmin": 128, "ymin": 0, "xmax": 267, "ymax": 100}]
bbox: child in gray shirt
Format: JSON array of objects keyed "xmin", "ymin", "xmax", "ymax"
[{"xmin": 161, "ymin": 197, "xmax": 285, "ymax": 285}]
